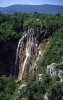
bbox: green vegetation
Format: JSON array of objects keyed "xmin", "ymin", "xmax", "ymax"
[
  {"xmin": 17, "ymin": 74, "xmax": 61, "ymax": 100},
  {"xmin": 0, "ymin": 12, "xmax": 63, "ymax": 43},
  {"xmin": 17, "ymin": 13, "xmax": 63, "ymax": 99},
  {"xmin": 38, "ymin": 27, "xmax": 63, "ymax": 74},
  {"xmin": 0, "ymin": 75, "xmax": 16, "ymax": 100},
  {"xmin": 0, "ymin": 12, "xmax": 23, "ymax": 42},
  {"xmin": 0, "ymin": 12, "xmax": 63, "ymax": 100}
]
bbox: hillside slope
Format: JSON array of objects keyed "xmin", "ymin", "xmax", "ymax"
[{"xmin": 0, "ymin": 4, "xmax": 63, "ymax": 14}]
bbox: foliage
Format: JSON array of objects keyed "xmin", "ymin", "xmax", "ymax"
[
  {"xmin": 0, "ymin": 12, "xmax": 23, "ymax": 42},
  {"xmin": 0, "ymin": 12, "xmax": 63, "ymax": 43},
  {"xmin": 37, "ymin": 27, "xmax": 63, "ymax": 73},
  {"xmin": 0, "ymin": 12, "xmax": 63, "ymax": 100},
  {"xmin": 0, "ymin": 75, "xmax": 16, "ymax": 100},
  {"xmin": 18, "ymin": 74, "xmax": 62, "ymax": 100}
]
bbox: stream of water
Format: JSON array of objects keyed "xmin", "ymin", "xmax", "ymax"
[
  {"xmin": 19, "ymin": 30, "xmax": 31, "ymax": 80},
  {"xmin": 14, "ymin": 38, "xmax": 22, "ymax": 77},
  {"xmin": 19, "ymin": 46, "xmax": 30, "ymax": 80}
]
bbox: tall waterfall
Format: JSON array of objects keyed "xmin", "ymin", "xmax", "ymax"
[
  {"xmin": 12, "ymin": 28, "xmax": 37, "ymax": 81},
  {"xmin": 19, "ymin": 29, "xmax": 31, "ymax": 80},
  {"xmin": 13, "ymin": 35, "xmax": 25, "ymax": 77},
  {"xmin": 10, "ymin": 35, "xmax": 25, "ymax": 77},
  {"xmin": 19, "ymin": 44, "xmax": 30, "ymax": 80},
  {"xmin": 14, "ymin": 38, "xmax": 22, "ymax": 77}
]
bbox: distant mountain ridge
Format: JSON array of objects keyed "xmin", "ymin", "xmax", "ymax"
[{"xmin": 0, "ymin": 4, "xmax": 63, "ymax": 14}]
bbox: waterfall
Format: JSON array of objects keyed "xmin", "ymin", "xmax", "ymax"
[
  {"xmin": 13, "ymin": 28, "xmax": 36, "ymax": 81},
  {"xmin": 29, "ymin": 63, "xmax": 32, "ymax": 76},
  {"xmin": 14, "ymin": 38, "xmax": 22, "ymax": 77},
  {"xmin": 19, "ymin": 43, "xmax": 30, "ymax": 80},
  {"xmin": 10, "ymin": 27, "xmax": 39, "ymax": 81},
  {"xmin": 10, "ymin": 35, "xmax": 26, "ymax": 77},
  {"xmin": 19, "ymin": 29, "xmax": 32, "ymax": 81}
]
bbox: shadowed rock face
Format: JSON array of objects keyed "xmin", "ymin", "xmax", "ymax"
[{"xmin": 0, "ymin": 40, "xmax": 18, "ymax": 76}]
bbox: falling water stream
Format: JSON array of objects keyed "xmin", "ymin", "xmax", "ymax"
[
  {"xmin": 14, "ymin": 38, "xmax": 22, "ymax": 77},
  {"xmin": 13, "ymin": 28, "xmax": 36, "ymax": 81},
  {"xmin": 13, "ymin": 35, "xmax": 26, "ymax": 78},
  {"xmin": 19, "ymin": 29, "xmax": 38, "ymax": 81},
  {"xmin": 19, "ymin": 30, "xmax": 31, "ymax": 80},
  {"xmin": 19, "ymin": 45, "xmax": 30, "ymax": 80}
]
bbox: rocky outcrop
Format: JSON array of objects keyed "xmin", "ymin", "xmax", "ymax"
[
  {"xmin": 46, "ymin": 62, "xmax": 63, "ymax": 83},
  {"xmin": 44, "ymin": 93, "xmax": 49, "ymax": 100}
]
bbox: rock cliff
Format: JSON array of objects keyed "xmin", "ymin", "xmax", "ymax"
[{"xmin": 0, "ymin": 29, "xmax": 49, "ymax": 81}]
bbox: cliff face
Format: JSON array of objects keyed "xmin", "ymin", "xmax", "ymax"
[
  {"xmin": 17, "ymin": 30, "xmax": 49, "ymax": 81},
  {"xmin": 0, "ymin": 31, "xmax": 49, "ymax": 80},
  {"xmin": 0, "ymin": 40, "xmax": 18, "ymax": 76},
  {"xmin": 17, "ymin": 30, "xmax": 35, "ymax": 81}
]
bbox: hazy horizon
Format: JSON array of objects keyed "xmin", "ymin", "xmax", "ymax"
[{"xmin": 0, "ymin": 0, "xmax": 63, "ymax": 7}]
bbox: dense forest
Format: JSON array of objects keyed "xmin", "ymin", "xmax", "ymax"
[
  {"xmin": 0, "ymin": 12, "xmax": 63, "ymax": 100},
  {"xmin": 0, "ymin": 75, "xmax": 16, "ymax": 100},
  {"xmin": 0, "ymin": 12, "xmax": 62, "ymax": 43}
]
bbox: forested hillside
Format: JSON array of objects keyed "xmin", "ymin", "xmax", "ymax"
[
  {"xmin": 0, "ymin": 4, "xmax": 63, "ymax": 14},
  {"xmin": 17, "ymin": 12, "xmax": 63, "ymax": 100},
  {"xmin": 0, "ymin": 12, "xmax": 63, "ymax": 100}
]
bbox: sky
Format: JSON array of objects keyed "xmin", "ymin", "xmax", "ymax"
[{"xmin": 0, "ymin": 0, "xmax": 63, "ymax": 7}]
